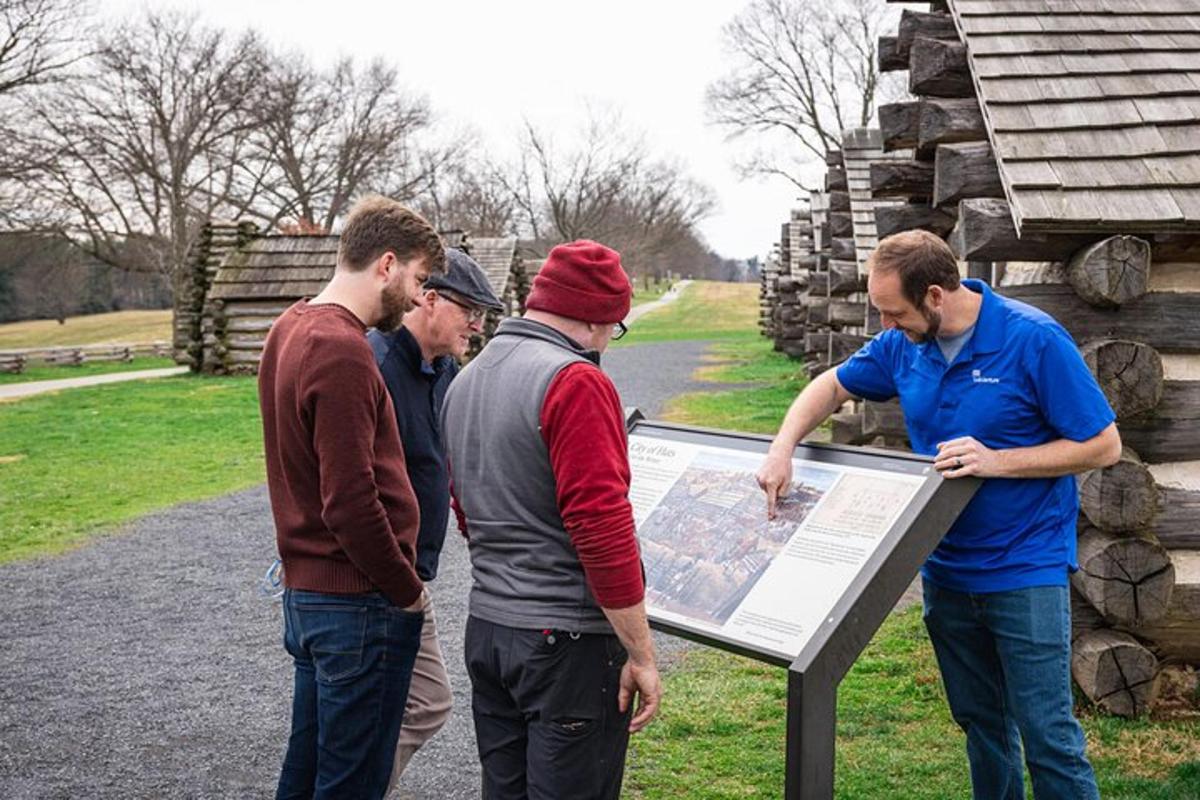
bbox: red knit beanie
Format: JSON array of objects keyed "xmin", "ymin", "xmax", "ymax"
[{"xmin": 526, "ymin": 240, "xmax": 632, "ymax": 324}]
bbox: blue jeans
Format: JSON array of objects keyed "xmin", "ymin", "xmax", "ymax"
[
  {"xmin": 276, "ymin": 589, "xmax": 424, "ymax": 800},
  {"xmin": 922, "ymin": 582, "xmax": 1099, "ymax": 800}
]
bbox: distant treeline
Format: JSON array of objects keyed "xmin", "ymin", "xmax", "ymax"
[
  {"xmin": 0, "ymin": 234, "xmax": 169, "ymax": 324},
  {"xmin": 0, "ymin": 1, "xmax": 745, "ymax": 316}
]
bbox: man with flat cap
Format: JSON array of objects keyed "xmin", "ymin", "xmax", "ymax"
[
  {"xmin": 367, "ymin": 248, "xmax": 505, "ymax": 791},
  {"xmin": 441, "ymin": 239, "xmax": 661, "ymax": 799}
]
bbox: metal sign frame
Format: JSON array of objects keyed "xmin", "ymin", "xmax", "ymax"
[{"xmin": 626, "ymin": 414, "xmax": 980, "ymax": 799}]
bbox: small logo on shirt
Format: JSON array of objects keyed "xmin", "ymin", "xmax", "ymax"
[{"xmin": 972, "ymin": 369, "xmax": 1000, "ymax": 384}]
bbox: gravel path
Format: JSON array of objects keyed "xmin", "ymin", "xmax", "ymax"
[
  {"xmin": 622, "ymin": 279, "xmax": 690, "ymax": 326},
  {"xmin": 0, "ymin": 339, "xmax": 729, "ymax": 800},
  {"xmin": 0, "ymin": 367, "xmax": 189, "ymax": 401}
]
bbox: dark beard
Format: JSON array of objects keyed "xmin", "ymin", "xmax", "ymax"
[
  {"xmin": 915, "ymin": 305, "xmax": 941, "ymax": 343},
  {"xmin": 377, "ymin": 283, "xmax": 414, "ymax": 332}
]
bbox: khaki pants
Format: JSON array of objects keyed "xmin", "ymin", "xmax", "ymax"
[{"xmin": 388, "ymin": 588, "xmax": 453, "ymax": 794}]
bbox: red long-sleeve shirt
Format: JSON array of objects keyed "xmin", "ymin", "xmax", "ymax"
[
  {"xmin": 539, "ymin": 362, "xmax": 644, "ymax": 609},
  {"xmin": 259, "ymin": 302, "xmax": 423, "ymax": 608}
]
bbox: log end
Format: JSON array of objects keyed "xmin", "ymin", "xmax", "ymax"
[
  {"xmin": 1066, "ymin": 235, "xmax": 1152, "ymax": 309},
  {"xmin": 1072, "ymin": 629, "xmax": 1160, "ymax": 717},
  {"xmin": 1073, "ymin": 527, "xmax": 1176, "ymax": 627}
]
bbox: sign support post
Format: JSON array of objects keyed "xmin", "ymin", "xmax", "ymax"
[{"xmin": 785, "ymin": 664, "xmax": 836, "ymax": 799}]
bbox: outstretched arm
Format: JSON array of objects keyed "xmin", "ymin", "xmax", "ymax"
[{"xmin": 756, "ymin": 369, "xmax": 856, "ymax": 518}]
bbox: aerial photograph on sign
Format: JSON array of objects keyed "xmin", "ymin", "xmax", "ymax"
[{"xmin": 638, "ymin": 449, "xmax": 839, "ymax": 626}]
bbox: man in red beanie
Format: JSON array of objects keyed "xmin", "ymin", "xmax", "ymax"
[{"xmin": 441, "ymin": 240, "xmax": 661, "ymax": 799}]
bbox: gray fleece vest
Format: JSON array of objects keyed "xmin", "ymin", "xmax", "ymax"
[{"xmin": 440, "ymin": 318, "xmax": 614, "ymax": 634}]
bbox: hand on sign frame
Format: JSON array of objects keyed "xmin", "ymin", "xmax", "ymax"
[
  {"xmin": 934, "ymin": 436, "xmax": 1000, "ymax": 478},
  {"xmin": 755, "ymin": 452, "xmax": 793, "ymax": 520}
]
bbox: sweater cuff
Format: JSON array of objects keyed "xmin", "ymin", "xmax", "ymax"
[
  {"xmin": 575, "ymin": 515, "xmax": 645, "ymax": 608},
  {"xmin": 584, "ymin": 553, "xmax": 646, "ymax": 609}
]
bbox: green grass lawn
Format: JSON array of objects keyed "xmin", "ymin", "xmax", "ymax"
[
  {"xmin": 660, "ymin": 338, "xmax": 808, "ymax": 434},
  {"xmin": 620, "ymin": 281, "xmax": 759, "ymax": 345},
  {"xmin": 0, "ymin": 356, "xmax": 177, "ymax": 385},
  {"xmin": 0, "ymin": 309, "xmax": 172, "ymax": 348},
  {"xmin": 624, "ymin": 610, "xmax": 1200, "ymax": 799},
  {"xmin": 0, "ymin": 374, "xmax": 263, "ymax": 562}
]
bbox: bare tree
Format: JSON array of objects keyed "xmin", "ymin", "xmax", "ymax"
[
  {"xmin": 23, "ymin": 11, "xmax": 268, "ymax": 285},
  {"xmin": 706, "ymin": 0, "xmax": 901, "ymax": 191},
  {"xmin": 420, "ymin": 154, "xmax": 516, "ymax": 237},
  {"xmin": 0, "ymin": 232, "xmax": 86, "ymax": 322},
  {"xmin": 245, "ymin": 54, "xmax": 447, "ymax": 232},
  {"xmin": 610, "ymin": 162, "xmax": 715, "ymax": 281},
  {"xmin": 504, "ymin": 113, "xmax": 715, "ymax": 281},
  {"xmin": 0, "ymin": 0, "xmax": 90, "ymax": 227},
  {"xmin": 512, "ymin": 116, "xmax": 640, "ymax": 244},
  {"xmin": 0, "ymin": 0, "xmax": 88, "ymax": 95}
]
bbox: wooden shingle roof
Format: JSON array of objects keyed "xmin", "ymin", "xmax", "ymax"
[
  {"xmin": 842, "ymin": 128, "xmax": 910, "ymax": 273},
  {"xmin": 465, "ymin": 237, "xmax": 518, "ymax": 298},
  {"xmin": 209, "ymin": 235, "xmax": 338, "ymax": 301},
  {"xmin": 948, "ymin": 0, "xmax": 1200, "ymax": 234}
]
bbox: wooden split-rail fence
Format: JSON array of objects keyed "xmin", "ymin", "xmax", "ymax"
[{"xmin": 0, "ymin": 341, "xmax": 173, "ymax": 375}]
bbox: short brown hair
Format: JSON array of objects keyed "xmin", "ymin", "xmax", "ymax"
[
  {"xmin": 337, "ymin": 195, "xmax": 445, "ymax": 275},
  {"xmin": 867, "ymin": 229, "xmax": 960, "ymax": 307}
]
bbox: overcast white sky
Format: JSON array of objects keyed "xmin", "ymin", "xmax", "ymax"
[{"xmin": 99, "ymin": 0, "xmax": 818, "ymax": 260}]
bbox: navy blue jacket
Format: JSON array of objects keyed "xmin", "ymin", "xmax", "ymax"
[{"xmin": 367, "ymin": 326, "xmax": 458, "ymax": 581}]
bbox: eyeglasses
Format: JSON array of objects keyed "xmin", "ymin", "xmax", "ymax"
[
  {"xmin": 438, "ymin": 292, "xmax": 487, "ymax": 323},
  {"xmin": 611, "ymin": 321, "xmax": 628, "ymax": 341}
]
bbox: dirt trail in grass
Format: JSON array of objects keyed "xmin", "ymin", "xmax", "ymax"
[
  {"xmin": 0, "ymin": 338, "xmax": 732, "ymax": 800},
  {"xmin": 0, "ymin": 366, "xmax": 188, "ymax": 401},
  {"xmin": 624, "ymin": 279, "xmax": 691, "ymax": 325}
]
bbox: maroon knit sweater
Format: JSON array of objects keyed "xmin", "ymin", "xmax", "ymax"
[{"xmin": 258, "ymin": 301, "xmax": 422, "ymax": 608}]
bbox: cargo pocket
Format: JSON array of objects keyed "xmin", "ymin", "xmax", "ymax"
[{"xmin": 551, "ymin": 717, "xmax": 596, "ymax": 736}]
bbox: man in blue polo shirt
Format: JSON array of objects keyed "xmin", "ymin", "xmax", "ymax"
[
  {"xmin": 757, "ymin": 230, "xmax": 1121, "ymax": 800},
  {"xmin": 367, "ymin": 248, "xmax": 504, "ymax": 792}
]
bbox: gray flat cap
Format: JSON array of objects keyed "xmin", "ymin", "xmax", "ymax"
[{"xmin": 424, "ymin": 248, "xmax": 505, "ymax": 311}]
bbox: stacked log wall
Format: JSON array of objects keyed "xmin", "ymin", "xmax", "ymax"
[
  {"xmin": 797, "ymin": 165, "xmax": 853, "ymax": 381},
  {"xmin": 759, "ymin": 249, "xmax": 782, "ymax": 342},
  {"xmin": 868, "ymin": 4, "xmax": 1200, "ymax": 715},
  {"xmin": 784, "ymin": 189, "xmax": 833, "ymax": 370},
  {"xmin": 772, "ymin": 207, "xmax": 815, "ymax": 360},
  {"xmin": 173, "ymin": 221, "xmax": 259, "ymax": 371},
  {"xmin": 830, "ymin": 128, "xmax": 916, "ymax": 448},
  {"xmin": 195, "ymin": 230, "xmax": 529, "ymax": 373},
  {"xmin": 990, "ymin": 249, "xmax": 1200, "ymax": 714},
  {"xmin": 1056, "ymin": 258, "xmax": 1200, "ymax": 716}
]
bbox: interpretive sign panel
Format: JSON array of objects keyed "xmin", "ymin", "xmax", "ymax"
[
  {"xmin": 630, "ymin": 435, "xmax": 929, "ymax": 662},
  {"xmin": 626, "ymin": 417, "xmax": 980, "ymax": 799}
]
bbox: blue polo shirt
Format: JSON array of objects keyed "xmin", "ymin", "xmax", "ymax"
[
  {"xmin": 836, "ymin": 279, "xmax": 1115, "ymax": 593},
  {"xmin": 367, "ymin": 326, "xmax": 459, "ymax": 582}
]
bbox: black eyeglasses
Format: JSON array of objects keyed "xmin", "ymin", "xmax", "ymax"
[
  {"xmin": 437, "ymin": 292, "xmax": 487, "ymax": 323},
  {"xmin": 611, "ymin": 321, "xmax": 628, "ymax": 341}
]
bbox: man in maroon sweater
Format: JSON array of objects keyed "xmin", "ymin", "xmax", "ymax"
[
  {"xmin": 441, "ymin": 241, "xmax": 661, "ymax": 799},
  {"xmin": 258, "ymin": 195, "xmax": 445, "ymax": 800}
]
